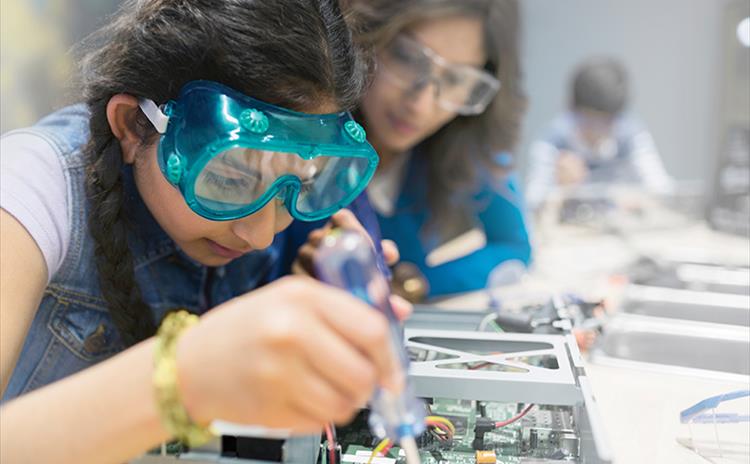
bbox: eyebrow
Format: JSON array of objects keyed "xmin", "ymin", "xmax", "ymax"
[{"xmin": 400, "ymin": 32, "xmax": 486, "ymax": 69}]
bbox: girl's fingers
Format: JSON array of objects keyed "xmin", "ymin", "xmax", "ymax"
[
  {"xmin": 306, "ymin": 228, "xmax": 328, "ymax": 247},
  {"xmin": 389, "ymin": 294, "xmax": 413, "ymax": 322},
  {"xmin": 381, "ymin": 239, "xmax": 400, "ymax": 266},
  {"xmin": 304, "ymin": 282, "xmax": 401, "ymax": 391},
  {"xmin": 289, "ymin": 364, "xmax": 360, "ymax": 425},
  {"xmin": 300, "ymin": 316, "xmax": 378, "ymax": 405},
  {"xmin": 277, "ymin": 400, "xmax": 328, "ymax": 434},
  {"xmin": 295, "ymin": 243, "xmax": 317, "ymax": 276},
  {"xmin": 331, "ymin": 210, "xmax": 369, "ymax": 238}
]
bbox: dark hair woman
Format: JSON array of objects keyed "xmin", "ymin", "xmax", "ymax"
[{"xmin": 350, "ymin": 0, "xmax": 532, "ymax": 298}]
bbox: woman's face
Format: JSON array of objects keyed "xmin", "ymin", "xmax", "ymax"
[
  {"xmin": 361, "ymin": 14, "xmax": 486, "ymax": 155},
  {"xmin": 133, "ymin": 101, "xmax": 338, "ymax": 267}
]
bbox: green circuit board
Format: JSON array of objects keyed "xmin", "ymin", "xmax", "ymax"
[{"xmin": 329, "ymin": 398, "xmax": 580, "ymax": 464}]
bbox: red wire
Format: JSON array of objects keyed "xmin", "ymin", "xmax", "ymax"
[
  {"xmin": 426, "ymin": 421, "xmax": 452, "ymax": 436},
  {"xmin": 324, "ymin": 423, "xmax": 336, "ymax": 464},
  {"xmin": 469, "ymin": 352, "xmax": 504, "ymax": 370},
  {"xmin": 469, "ymin": 362, "xmax": 494, "ymax": 370},
  {"xmin": 495, "ymin": 403, "xmax": 535, "ymax": 428},
  {"xmin": 380, "ymin": 442, "xmax": 394, "ymax": 457}
]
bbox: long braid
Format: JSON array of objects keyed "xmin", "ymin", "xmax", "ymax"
[
  {"xmin": 85, "ymin": 102, "xmax": 155, "ymax": 346},
  {"xmin": 77, "ymin": 0, "xmax": 372, "ymax": 345}
]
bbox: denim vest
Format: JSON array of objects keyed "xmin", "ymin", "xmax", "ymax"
[{"xmin": 1, "ymin": 105, "xmax": 330, "ymax": 462}]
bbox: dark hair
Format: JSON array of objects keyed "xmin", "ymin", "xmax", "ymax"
[
  {"xmin": 80, "ymin": 0, "xmax": 372, "ymax": 346},
  {"xmin": 571, "ymin": 57, "xmax": 629, "ymax": 115},
  {"xmin": 351, "ymin": 0, "xmax": 525, "ymax": 240}
]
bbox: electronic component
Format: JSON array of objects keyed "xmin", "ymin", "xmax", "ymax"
[
  {"xmin": 475, "ymin": 450, "xmax": 496, "ymax": 463},
  {"xmin": 132, "ymin": 306, "xmax": 610, "ymax": 464}
]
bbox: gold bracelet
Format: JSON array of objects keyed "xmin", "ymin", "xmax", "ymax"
[{"xmin": 153, "ymin": 310, "xmax": 213, "ymax": 447}]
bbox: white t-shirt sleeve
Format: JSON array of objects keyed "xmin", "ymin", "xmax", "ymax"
[
  {"xmin": 525, "ymin": 140, "xmax": 560, "ymax": 211},
  {"xmin": 1, "ymin": 132, "xmax": 70, "ymax": 282},
  {"xmin": 628, "ymin": 130, "xmax": 675, "ymax": 195}
]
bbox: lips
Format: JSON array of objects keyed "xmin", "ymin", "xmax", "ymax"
[
  {"xmin": 206, "ymin": 239, "xmax": 247, "ymax": 260},
  {"xmin": 387, "ymin": 112, "xmax": 419, "ymax": 137}
]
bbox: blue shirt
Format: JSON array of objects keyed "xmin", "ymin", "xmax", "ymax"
[{"xmin": 375, "ymin": 151, "xmax": 532, "ymax": 297}]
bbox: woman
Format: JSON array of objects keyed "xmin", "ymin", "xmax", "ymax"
[{"xmin": 352, "ymin": 0, "xmax": 532, "ymax": 298}]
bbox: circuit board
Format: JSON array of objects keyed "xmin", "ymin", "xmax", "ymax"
[{"xmin": 328, "ymin": 398, "xmax": 580, "ymax": 464}]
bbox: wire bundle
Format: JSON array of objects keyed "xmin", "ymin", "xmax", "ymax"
[
  {"xmin": 364, "ymin": 415, "xmax": 457, "ymax": 464},
  {"xmin": 425, "ymin": 415, "xmax": 456, "ymax": 441},
  {"xmin": 366, "ymin": 438, "xmax": 392, "ymax": 464}
]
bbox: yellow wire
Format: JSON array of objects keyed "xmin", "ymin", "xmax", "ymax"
[
  {"xmin": 364, "ymin": 417, "xmax": 455, "ymax": 464},
  {"xmin": 366, "ymin": 438, "xmax": 391, "ymax": 464},
  {"xmin": 425, "ymin": 415, "xmax": 456, "ymax": 434}
]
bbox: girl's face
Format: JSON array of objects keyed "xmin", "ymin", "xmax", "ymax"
[
  {"xmin": 133, "ymin": 101, "xmax": 338, "ymax": 267},
  {"xmin": 360, "ymin": 15, "xmax": 486, "ymax": 155}
]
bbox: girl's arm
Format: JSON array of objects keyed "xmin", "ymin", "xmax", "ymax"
[
  {"xmin": 421, "ymin": 176, "xmax": 532, "ymax": 296},
  {"xmin": 1, "ymin": 210, "xmax": 47, "ymax": 393},
  {"xmin": 0, "ymin": 339, "xmax": 169, "ymax": 464},
  {"xmin": 1, "ymin": 209, "xmax": 170, "ymax": 463}
]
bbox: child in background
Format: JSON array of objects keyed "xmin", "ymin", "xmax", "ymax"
[{"xmin": 526, "ymin": 57, "xmax": 674, "ymax": 212}]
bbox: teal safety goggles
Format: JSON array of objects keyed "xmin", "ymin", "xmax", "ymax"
[{"xmin": 138, "ymin": 80, "xmax": 378, "ymax": 221}]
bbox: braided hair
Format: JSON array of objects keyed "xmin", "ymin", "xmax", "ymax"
[{"xmin": 80, "ymin": 0, "xmax": 372, "ymax": 346}]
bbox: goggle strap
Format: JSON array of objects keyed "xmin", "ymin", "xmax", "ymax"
[{"xmin": 138, "ymin": 98, "xmax": 170, "ymax": 134}]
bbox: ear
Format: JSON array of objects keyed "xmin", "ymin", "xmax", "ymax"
[{"xmin": 106, "ymin": 94, "xmax": 142, "ymax": 165}]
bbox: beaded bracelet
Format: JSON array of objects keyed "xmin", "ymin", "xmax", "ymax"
[{"xmin": 153, "ymin": 310, "xmax": 213, "ymax": 447}]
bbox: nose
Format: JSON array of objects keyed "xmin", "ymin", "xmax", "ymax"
[
  {"xmin": 405, "ymin": 78, "xmax": 439, "ymax": 118},
  {"xmin": 230, "ymin": 200, "xmax": 279, "ymax": 250}
]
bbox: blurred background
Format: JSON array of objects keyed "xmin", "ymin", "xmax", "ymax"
[
  {"xmin": 519, "ymin": 0, "xmax": 749, "ymax": 235},
  {"xmin": 0, "ymin": 0, "xmax": 120, "ymax": 132},
  {"xmin": 1, "ymin": 0, "xmax": 748, "ymax": 231},
  {"xmin": 521, "ymin": 0, "xmax": 736, "ymax": 183},
  {"xmin": 522, "ymin": 0, "xmax": 728, "ymax": 186}
]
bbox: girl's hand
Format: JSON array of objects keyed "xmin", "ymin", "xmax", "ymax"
[
  {"xmin": 175, "ymin": 276, "xmax": 402, "ymax": 433},
  {"xmin": 292, "ymin": 210, "xmax": 412, "ymax": 321}
]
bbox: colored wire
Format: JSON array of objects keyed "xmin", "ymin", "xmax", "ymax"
[
  {"xmin": 488, "ymin": 320, "xmax": 505, "ymax": 333},
  {"xmin": 366, "ymin": 438, "xmax": 391, "ymax": 464},
  {"xmin": 424, "ymin": 415, "xmax": 456, "ymax": 434},
  {"xmin": 429, "ymin": 425, "xmax": 449, "ymax": 441},
  {"xmin": 478, "ymin": 312, "xmax": 499, "ymax": 331},
  {"xmin": 324, "ymin": 423, "xmax": 336, "ymax": 464},
  {"xmin": 429, "ymin": 429, "xmax": 448, "ymax": 442},
  {"xmin": 495, "ymin": 404, "xmax": 535, "ymax": 428},
  {"xmin": 426, "ymin": 420, "xmax": 452, "ymax": 437},
  {"xmin": 468, "ymin": 351, "xmax": 505, "ymax": 371},
  {"xmin": 469, "ymin": 362, "xmax": 495, "ymax": 370}
]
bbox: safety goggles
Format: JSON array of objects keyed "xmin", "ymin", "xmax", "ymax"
[
  {"xmin": 379, "ymin": 34, "xmax": 501, "ymax": 115},
  {"xmin": 138, "ymin": 80, "xmax": 378, "ymax": 221}
]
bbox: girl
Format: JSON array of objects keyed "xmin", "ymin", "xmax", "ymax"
[
  {"xmin": 351, "ymin": 0, "xmax": 532, "ymax": 298},
  {"xmin": 0, "ymin": 1, "xmax": 403, "ymax": 462}
]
